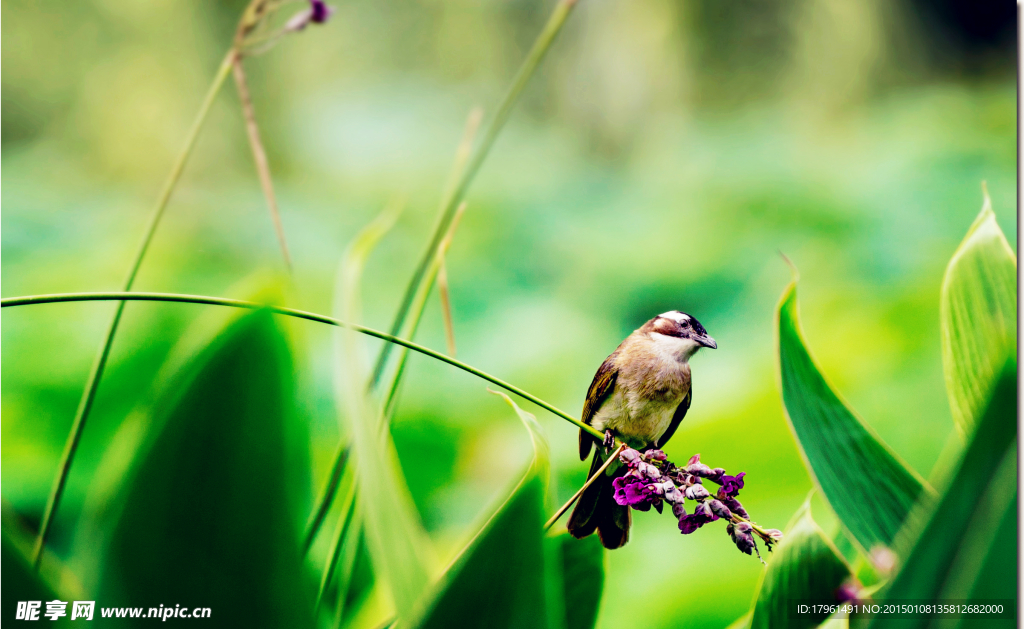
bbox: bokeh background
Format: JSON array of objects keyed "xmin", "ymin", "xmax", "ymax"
[{"xmin": 2, "ymin": 1, "xmax": 1016, "ymax": 627}]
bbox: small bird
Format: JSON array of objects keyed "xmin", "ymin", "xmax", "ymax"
[{"xmin": 567, "ymin": 311, "xmax": 716, "ymax": 549}]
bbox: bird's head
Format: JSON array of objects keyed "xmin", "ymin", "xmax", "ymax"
[{"xmin": 644, "ymin": 311, "xmax": 717, "ymax": 359}]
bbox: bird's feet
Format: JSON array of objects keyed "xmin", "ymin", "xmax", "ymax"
[{"xmin": 602, "ymin": 430, "xmax": 615, "ymax": 452}]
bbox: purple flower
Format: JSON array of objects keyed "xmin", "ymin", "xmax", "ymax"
[
  {"xmin": 645, "ymin": 449, "xmax": 668, "ymax": 461},
  {"xmin": 663, "ymin": 484, "xmax": 684, "ymax": 504},
  {"xmin": 729, "ymin": 521, "xmax": 756, "ymax": 555},
  {"xmin": 619, "ymin": 448, "xmax": 641, "ymax": 467},
  {"xmin": 672, "ymin": 501, "xmax": 687, "ymax": 519},
  {"xmin": 684, "ymin": 484, "xmax": 710, "ymax": 500},
  {"xmin": 612, "ymin": 476, "xmax": 655, "ymax": 509},
  {"xmin": 685, "ymin": 462, "xmax": 715, "ymax": 477},
  {"xmin": 708, "ymin": 468, "xmax": 726, "ymax": 483},
  {"xmin": 285, "ymin": 1, "xmax": 335, "ymax": 31},
  {"xmin": 718, "ymin": 495, "xmax": 749, "ymax": 519},
  {"xmin": 708, "ymin": 499, "xmax": 732, "ymax": 519},
  {"xmin": 835, "ymin": 579, "xmax": 863, "ymax": 604},
  {"xmin": 719, "ymin": 472, "xmax": 746, "ymax": 497},
  {"xmin": 678, "ymin": 507, "xmax": 716, "ymax": 534},
  {"xmin": 310, "ymin": 0, "xmax": 334, "ymax": 23},
  {"xmin": 636, "ymin": 461, "xmax": 662, "ymax": 481},
  {"xmin": 687, "ymin": 453, "xmax": 701, "ymax": 465},
  {"xmin": 694, "ymin": 501, "xmax": 718, "ymax": 520}
]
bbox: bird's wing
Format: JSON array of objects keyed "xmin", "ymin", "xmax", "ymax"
[
  {"xmin": 578, "ymin": 355, "xmax": 618, "ymax": 460},
  {"xmin": 656, "ymin": 386, "xmax": 690, "ymax": 449}
]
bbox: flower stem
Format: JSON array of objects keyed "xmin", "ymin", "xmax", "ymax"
[
  {"xmin": 367, "ymin": 0, "xmax": 580, "ymax": 390},
  {"xmin": 232, "ymin": 54, "xmax": 294, "ymax": 271},
  {"xmin": 1, "ymin": 291, "xmax": 604, "ymax": 441},
  {"xmin": 545, "ymin": 443, "xmax": 626, "ymax": 530},
  {"xmin": 29, "ymin": 51, "xmax": 235, "ymax": 569}
]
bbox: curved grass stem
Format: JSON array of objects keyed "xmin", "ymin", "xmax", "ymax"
[
  {"xmin": 1, "ymin": 292, "xmax": 601, "ymax": 441},
  {"xmin": 29, "ymin": 51, "xmax": 235, "ymax": 568}
]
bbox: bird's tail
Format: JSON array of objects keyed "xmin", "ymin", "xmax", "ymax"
[{"xmin": 566, "ymin": 451, "xmax": 630, "ymax": 549}]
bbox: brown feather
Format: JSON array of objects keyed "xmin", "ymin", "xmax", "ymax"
[{"xmin": 578, "ymin": 354, "xmax": 618, "ymax": 460}]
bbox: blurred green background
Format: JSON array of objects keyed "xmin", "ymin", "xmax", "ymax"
[{"xmin": 2, "ymin": 1, "xmax": 1016, "ymax": 627}]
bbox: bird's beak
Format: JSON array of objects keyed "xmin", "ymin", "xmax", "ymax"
[{"xmin": 698, "ymin": 335, "xmax": 717, "ymax": 349}]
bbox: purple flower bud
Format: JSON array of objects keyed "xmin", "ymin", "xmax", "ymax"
[
  {"xmin": 684, "ymin": 462, "xmax": 711, "ymax": 476},
  {"xmin": 718, "ymin": 495, "xmax": 749, "ymax": 519},
  {"xmin": 310, "ymin": 0, "xmax": 334, "ymax": 23},
  {"xmin": 684, "ymin": 484, "xmax": 710, "ymax": 500},
  {"xmin": 719, "ymin": 472, "xmax": 746, "ymax": 497},
  {"xmin": 764, "ymin": 529, "xmax": 784, "ymax": 542},
  {"xmin": 619, "ymin": 448, "xmax": 641, "ymax": 467},
  {"xmin": 694, "ymin": 501, "xmax": 718, "ymax": 520},
  {"xmin": 678, "ymin": 514, "xmax": 701, "ymax": 534},
  {"xmin": 656, "ymin": 480, "xmax": 678, "ymax": 496},
  {"xmin": 708, "ymin": 499, "xmax": 732, "ymax": 519},
  {"xmin": 636, "ymin": 461, "xmax": 662, "ymax": 481},
  {"xmin": 707, "ymin": 468, "xmax": 726, "ymax": 483},
  {"xmin": 730, "ymin": 521, "xmax": 755, "ymax": 555},
  {"xmin": 645, "ymin": 449, "xmax": 668, "ymax": 461},
  {"xmin": 672, "ymin": 501, "xmax": 687, "ymax": 518},
  {"xmin": 663, "ymin": 484, "xmax": 684, "ymax": 504},
  {"xmin": 688, "ymin": 453, "xmax": 701, "ymax": 465},
  {"xmin": 835, "ymin": 579, "xmax": 862, "ymax": 604}
]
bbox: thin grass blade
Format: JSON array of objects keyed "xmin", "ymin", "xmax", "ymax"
[{"xmin": 335, "ymin": 203, "xmax": 436, "ymax": 620}]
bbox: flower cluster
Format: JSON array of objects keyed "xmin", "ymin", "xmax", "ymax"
[{"xmin": 611, "ymin": 448, "xmax": 782, "ymax": 559}]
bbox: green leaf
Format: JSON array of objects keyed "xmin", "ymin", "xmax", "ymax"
[
  {"xmin": 777, "ymin": 279, "xmax": 929, "ymax": 552},
  {"xmin": 96, "ymin": 311, "xmax": 313, "ymax": 627},
  {"xmin": 405, "ymin": 474, "xmax": 550, "ymax": 629},
  {"xmin": 401, "ymin": 389, "xmax": 560, "ymax": 629},
  {"xmin": 726, "ymin": 612, "xmax": 752, "ymax": 629},
  {"xmin": 750, "ymin": 500, "xmax": 853, "ymax": 629},
  {"xmin": 940, "ymin": 190, "xmax": 1017, "ymax": 436},
  {"xmin": 336, "ymin": 203, "xmax": 437, "ymax": 621},
  {"xmin": 2, "ymin": 531, "xmax": 60, "ymax": 622},
  {"xmin": 489, "ymin": 389, "xmax": 550, "ymax": 479},
  {"xmin": 558, "ymin": 533, "xmax": 604, "ymax": 629},
  {"xmin": 868, "ymin": 362, "xmax": 1016, "ymax": 629}
]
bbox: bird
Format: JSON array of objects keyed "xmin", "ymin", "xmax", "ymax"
[{"xmin": 566, "ymin": 310, "xmax": 716, "ymax": 549}]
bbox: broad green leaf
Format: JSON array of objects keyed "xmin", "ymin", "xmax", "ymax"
[
  {"xmin": 558, "ymin": 533, "xmax": 604, "ymax": 629},
  {"xmin": 750, "ymin": 500, "xmax": 853, "ymax": 629},
  {"xmin": 940, "ymin": 190, "xmax": 1017, "ymax": 436},
  {"xmin": 777, "ymin": 280, "xmax": 929, "ymax": 552},
  {"xmin": 406, "ymin": 474, "xmax": 550, "ymax": 629},
  {"xmin": 336, "ymin": 203, "xmax": 436, "ymax": 621},
  {"xmin": 97, "ymin": 311, "xmax": 313, "ymax": 627},
  {"xmin": 869, "ymin": 363, "xmax": 1016, "ymax": 629},
  {"xmin": 401, "ymin": 389, "xmax": 558, "ymax": 629}
]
